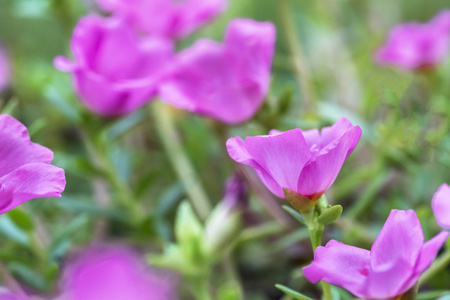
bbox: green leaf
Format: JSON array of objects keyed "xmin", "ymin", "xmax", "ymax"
[
  {"xmin": 318, "ymin": 205, "xmax": 343, "ymax": 225},
  {"xmin": 282, "ymin": 205, "xmax": 305, "ymax": 224},
  {"xmin": 275, "ymin": 284, "xmax": 315, "ymax": 300},
  {"xmin": 7, "ymin": 208, "xmax": 34, "ymax": 232},
  {"xmin": 217, "ymin": 281, "xmax": 243, "ymax": 300}
]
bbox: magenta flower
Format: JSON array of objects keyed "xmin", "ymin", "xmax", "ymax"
[
  {"xmin": 432, "ymin": 183, "xmax": 450, "ymax": 229},
  {"xmin": 159, "ymin": 18, "xmax": 276, "ymax": 124},
  {"xmin": 97, "ymin": 0, "xmax": 227, "ymax": 39},
  {"xmin": 303, "ymin": 210, "xmax": 449, "ymax": 299},
  {"xmin": 0, "ymin": 115, "xmax": 66, "ymax": 214},
  {"xmin": 226, "ymin": 117, "xmax": 361, "ymax": 201},
  {"xmin": 375, "ymin": 10, "xmax": 450, "ymax": 70},
  {"xmin": 60, "ymin": 247, "xmax": 176, "ymax": 300},
  {"xmin": 54, "ymin": 15, "xmax": 173, "ymax": 117},
  {"xmin": 0, "ymin": 45, "xmax": 10, "ymax": 92},
  {"xmin": 0, "ymin": 289, "xmax": 29, "ymax": 300}
]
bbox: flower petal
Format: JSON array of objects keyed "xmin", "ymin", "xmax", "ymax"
[
  {"xmin": 0, "ymin": 163, "xmax": 65, "ymax": 214},
  {"xmin": 432, "ymin": 183, "xmax": 450, "ymax": 228},
  {"xmin": 226, "ymin": 136, "xmax": 285, "ymax": 198},
  {"xmin": 297, "ymin": 125, "xmax": 361, "ymax": 196},
  {"xmin": 370, "ymin": 210, "xmax": 424, "ymax": 271},
  {"xmin": 0, "ymin": 115, "xmax": 53, "ymax": 178},
  {"xmin": 302, "ymin": 240, "xmax": 370, "ymax": 298}
]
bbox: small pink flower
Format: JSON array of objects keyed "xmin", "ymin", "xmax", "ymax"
[
  {"xmin": 432, "ymin": 183, "xmax": 450, "ymax": 229},
  {"xmin": 0, "ymin": 45, "xmax": 10, "ymax": 92},
  {"xmin": 97, "ymin": 0, "xmax": 227, "ymax": 39},
  {"xmin": 159, "ymin": 18, "xmax": 276, "ymax": 124},
  {"xmin": 60, "ymin": 246, "xmax": 176, "ymax": 300},
  {"xmin": 54, "ymin": 15, "xmax": 173, "ymax": 117},
  {"xmin": 303, "ymin": 210, "xmax": 449, "ymax": 299},
  {"xmin": 375, "ymin": 10, "xmax": 450, "ymax": 70},
  {"xmin": 226, "ymin": 117, "xmax": 361, "ymax": 200},
  {"xmin": 0, "ymin": 115, "xmax": 66, "ymax": 214}
]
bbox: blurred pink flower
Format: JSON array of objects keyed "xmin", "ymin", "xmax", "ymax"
[
  {"xmin": 97, "ymin": 0, "xmax": 227, "ymax": 39},
  {"xmin": 226, "ymin": 117, "xmax": 361, "ymax": 200},
  {"xmin": 0, "ymin": 289, "xmax": 29, "ymax": 300},
  {"xmin": 432, "ymin": 183, "xmax": 450, "ymax": 229},
  {"xmin": 54, "ymin": 15, "xmax": 174, "ymax": 117},
  {"xmin": 159, "ymin": 18, "xmax": 276, "ymax": 124},
  {"xmin": 0, "ymin": 114, "xmax": 66, "ymax": 214},
  {"xmin": 375, "ymin": 10, "xmax": 450, "ymax": 70},
  {"xmin": 60, "ymin": 247, "xmax": 176, "ymax": 300},
  {"xmin": 303, "ymin": 209, "xmax": 449, "ymax": 299},
  {"xmin": 0, "ymin": 45, "xmax": 10, "ymax": 92}
]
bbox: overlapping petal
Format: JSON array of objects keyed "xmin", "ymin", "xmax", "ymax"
[
  {"xmin": 55, "ymin": 15, "xmax": 174, "ymax": 117},
  {"xmin": 303, "ymin": 209, "xmax": 448, "ymax": 299},
  {"xmin": 0, "ymin": 115, "xmax": 66, "ymax": 214},
  {"xmin": 227, "ymin": 117, "xmax": 361, "ymax": 199},
  {"xmin": 160, "ymin": 18, "xmax": 275, "ymax": 124}
]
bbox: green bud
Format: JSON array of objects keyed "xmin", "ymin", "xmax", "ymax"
[
  {"xmin": 317, "ymin": 205, "xmax": 343, "ymax": 225},
  {"xmin": 174, "ymin": 201, "xmax": 205, "ymax": 267}
]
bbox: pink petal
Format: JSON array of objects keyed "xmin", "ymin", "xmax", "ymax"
[
  {"xmin": 244, "ymin": 129, "xmax": 311, "ymax": 196},
  {"xmin": 159, "ymin": 18, "xmax": 275, "ymax": 124},
  {"xmin": 370, "ymin": 210, "xmax": 424, "ymax": 271},
  {"xmin": 61, "ymin": 247, "xmax": 174, "ymax": 300},
  {"xmin": 416, "ymin": 230, "xmax": 449, "ymax": 273},
  {"xmin": 302, "ymin": 240, "xmax": 370, "ymax": 298},
  {"xmin": 296, "ymin": 125, "xmax": 361, "ymax": 196},
  {"xmin": 432, "ymin": 183, "xmax": 450, "ymax": 228},
  {"xmin": 226, "ymin": 137, "xmax": 285, "ymax": 198},
  {"xmin": 0, "ymin": 115, "xmax": 53, "ymax": 178},
  {"xmin": 0, "ymin": 163, "xmax": 65, "ymax": 214}
]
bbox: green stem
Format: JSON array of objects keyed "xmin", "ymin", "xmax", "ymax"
[
  {"xmin": 301, "ymin": 201, "xmax": 332, "ymax": 300},
  {"xmin": 420, "ymin": 249, "xmax": 450, "ymax": 284},
  {"xmin": 151, "ymin": 102, "xmax": 212, "ymax": 220},
  {"xmin": 189, "ymin": 276, "xmax": 214, "ymax": 300},
  {"xmin": 277, "ymin": 0, "xmax": 315, "ymax": 111},
  {"xmin": 82, "ymin": 129, "xmax": 143, "ymax": 224}
]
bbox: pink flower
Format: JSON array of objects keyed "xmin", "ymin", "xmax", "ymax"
[
  {"xmin": 0, "ymin": 289, "xmax": 29, "ymax": 300},
  {"xmin": 97, "ymin": 0, "xmax": 227, "ymax": 39},
  {"xmin": 0, "ymin": 115, "xmax": 66, "ymax": 214},
  {"xmin": 226, "ymin": 117, "xmax": 361, "ymax": 200},
  {"xmin": 375, "ymin": 10, "xmax": 450, "ymax": 70},
  {"xmin": 303, "ymin": 210, "xmax": 449, "ymax": 299},
  {"xmin": 0, "ymin": 45, "xmax": 10, "ymax": 92},
  {"xmin": 54, "ymin": 15, "xmax": 173, "ymax": 117},
  {"xmin": 60, "ymin": 247, "xmax": 176, "ymax": 300},
  {"xmin": 432, "ymin": 183, "xmax": 450, "ymax": 229},
  {"xmin": 159, "ymin": 18, "xmax": 276, "ymax": 124}
]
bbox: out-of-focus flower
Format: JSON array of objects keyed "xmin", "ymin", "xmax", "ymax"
[
  {"xmin": 54, "ymin": 15, "xmax": 173, "ymax": 117},
  {"xmin": 0, "ymin": 45, "xmax": 10, "ymax": 92},
  {"xmin": 432, "ymin": 183, "xmax": 450, "ymax": 229},
  {"xmin": 303, "ymin": 209, "xmax": 449, "ymax": 299},
  {"xmin": 375, "ymin": 10, "xmax": 450, "ymax": 70},
  {"xmin": 0, "ymin": 288, "xmax": 29, "ymax": 300},
  {"xmin": 97, "ymin": 0, "xmax": 227, "ymax": 39},
  {"xmin": 159, "ymin": 18, "xmax": 276, "ymax": 124},
  {"xmin": 60, "ymin": 247, "xmax": 176, "ymax": 300},
  {"xmin": 226, "ymin": 117, "xmax": 361, "ymax": 209},
  {"xmin": 0, "ymin": 114, "xmax": 66, "ymax": 214}
]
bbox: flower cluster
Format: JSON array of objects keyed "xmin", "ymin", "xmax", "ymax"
[{"xmin": 55, "ymin": 0, "xmax": 276, "ymax": 123}]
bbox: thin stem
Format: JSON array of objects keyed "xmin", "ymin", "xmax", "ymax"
[
  {"xmin": 151, "ymin": 102, "xmax": 212, "ymax": 220},
  {"xmin": 277, "ymin": 0, "xmax": 316, "ymax": 111},
  {"xmin": 189, "ymin": 276, "xmax": 214, "ymax": 300},
  {"xmin": 81, "ymin": 129, "xmax": 143, "ymax": 224},
  {"xmin": 420, "ymin": 249, "xmax": 450, "ymax": 284}
]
